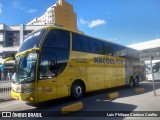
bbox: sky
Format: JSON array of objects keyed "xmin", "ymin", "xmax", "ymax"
[{"xmin": 0, "ymin": 0, "xmax": 160, "ymax": 45}]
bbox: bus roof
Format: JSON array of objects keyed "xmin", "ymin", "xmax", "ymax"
[{"xmin": 41, "ymin": 26, "xmax": 142, "ymax": 53}]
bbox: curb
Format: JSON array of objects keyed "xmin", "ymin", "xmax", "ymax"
[
  {"xmin": 107, "ymin": 92, "xmax": 119, "ymax": 100},
  {"xmin": 61, "ymin": 102, "xmax": 83, "ymax": 115}
]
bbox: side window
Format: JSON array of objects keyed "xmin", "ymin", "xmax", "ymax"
[
  {"xmin": 104, "ymin": 43, "xmax": 114, "ymax": 56},
  {"xmin": 114, "ymin": 46, "xmax": 126, "ymax": 57},
  {"xmin": 43, "ymin": 29, "xmax": 69, "ymax": 50},
  {"xmin": 90, "ymin": 39, "xmax": 104, "ymax": 54},
  {"xmin": 153, "ymin": 63, "xmax": 159, "ymax": 73},
  {"xmin": 39, "ymin": 53, "xmax": 57, "ymax": 80},
  {"xmin": 72, "ymin": 33, "xmax": 104, "ymax": 54},
  {"xmin": 39, "ymin": 29, "xmax": 70, "ymax": 80},
  {"xmin": 72, "ymin": 33, "xmax": 90, "ymax": 52}
]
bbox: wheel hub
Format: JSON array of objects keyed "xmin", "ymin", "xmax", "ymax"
[{"xmin": 76, "ymin": 86, "xmax": 82, "ymax": 96}]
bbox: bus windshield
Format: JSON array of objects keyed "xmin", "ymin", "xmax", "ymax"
[
  {"xmin": 12, "ymin": 53, "xmax": 37, "ymax": 84},
  {"xmin": 19, "ymin": 28, "xmax": 46, "ymax": 52},
  {"xmin": 153, "ymin": 62, "xmax": 160, "ymax": 73}
]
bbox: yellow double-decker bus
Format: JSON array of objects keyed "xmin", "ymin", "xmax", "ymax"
[{"xmin": 2, "ymin": 26, "xmax": 145, "ymax": 103}]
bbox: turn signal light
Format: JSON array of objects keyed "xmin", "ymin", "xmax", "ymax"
[{"xmin": 26, "ymin": 96, "xmax": 33, "ymax": 101}]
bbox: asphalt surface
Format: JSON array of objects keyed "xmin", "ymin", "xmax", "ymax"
[{"xmin": 0, "ymin": 80, "xmax": 160, "ymax": 120}]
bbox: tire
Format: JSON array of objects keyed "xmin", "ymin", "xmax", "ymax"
[
  {"xmin": 71, "ymin": 81, "xmax": 84, "ymax": 100},
  {"xmin": 134, "ymin": 77, "xmax": 139, "ymax": 87},
  {"xmin": 129, "ymin": 77, "xmax": 134, "ymax": 88}
]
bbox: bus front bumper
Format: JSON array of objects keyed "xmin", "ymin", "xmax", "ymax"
[{"xmin": 11, "ymin": 90, "xmax": 37, "ymax": 103}]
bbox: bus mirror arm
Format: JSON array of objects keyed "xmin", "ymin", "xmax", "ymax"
[
  {"xmin": 16, "ymin": 48, "xmax": 40, "ymax": 58},
  {"xmin": 24, "ymin": 48, "xmax": 40, "ymax": 57},
  {"xmin": 1, "ymin": 57, "xmax": 14, "ymax": 72},
  {"xmin": 2, "ymin": 57, "xmax": 14, "ymax": 64},
  {"xmin": 21, "ymin": 48, "xmax": 40, "ymax": 68}
]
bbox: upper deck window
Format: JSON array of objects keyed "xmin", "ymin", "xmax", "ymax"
[{"xmin": 19, "ymin": 28, "xmax": 46, "ymax": 52}]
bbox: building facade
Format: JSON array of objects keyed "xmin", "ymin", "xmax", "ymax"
[
  {"xmin": 0, "ymin": 24, "xmax": 45, "ymax": 66},
  {"xmin": 128, "ymin": 39, "xmax": 160, "ymax": 80},
  {"xmin": 27, "ymin": 0, "xmax": 78, "ymax": 32},
  {"xmin": 128, "ymin": 39, "xmax": 160, "ymax": 64}
]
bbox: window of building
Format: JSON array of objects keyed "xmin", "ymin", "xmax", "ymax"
[
  {"xmin": 0, "ymin": 33, "xmax": 3, "ymax": 41},
  {"xmin": 24, "ymin": 30, "xmax": 33, "ymax": 39},
  {"xmin": 0, "ymin": 31, "xmax": 3, "ymax": 38},
  {"xmin": 5, "ymin": 31, "xmax": 20, "ymax": 46}
]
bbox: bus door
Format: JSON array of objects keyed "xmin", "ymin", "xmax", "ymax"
[
  {"xmin": 153, "ymin": 62, "xmax": 160, "ymax": 80},
  {"xmin": 37, "ymin": 53, "xmax": 57, "ymax": 102}
]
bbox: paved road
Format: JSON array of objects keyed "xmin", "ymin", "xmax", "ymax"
[{"xmin": 0, "ymin": 81, "xmax": 160, "ymax": 120}]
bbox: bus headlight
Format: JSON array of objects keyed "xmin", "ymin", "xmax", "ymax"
[
  {"xmin": 12, "ymin": 83, "xmax": 34, "ymax": 93},
  {"xmin": 22, "ymin": 88, "xmax": 34, "ymax": 93},
  {"xmin": 26, "ymin": 96, "xmax": 34, "ymax": 101},
  {"xmin": 12, "ymin": 83, "xmax": 22, "ymax": 93}
]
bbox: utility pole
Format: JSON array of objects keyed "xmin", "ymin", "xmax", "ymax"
[{"xmin": 150, "ymin": 56, "xmax": 156, "ymax": 96}]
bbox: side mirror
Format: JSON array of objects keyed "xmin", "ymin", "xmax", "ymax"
[
  {"xmin": 153, "ymin": 65, "xmax": 158, "ymax": 73},
  {"xmin": 20, "ymin": 51, "xmax": 29, "ymax": 68},
  {"xmin": 22, "ymin": 57, "xmax": 27, "ymax": 68},
  {"xmin": 0, "ymin": 64, "xmax": 4, "ymax": 72},
  {"xmin": 1, "ymin": 57, "xmax": 14, "ymax": 72}
]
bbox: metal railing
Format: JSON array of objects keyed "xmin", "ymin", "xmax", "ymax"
[{"xmin": 0, "ymin": 80, "xmax": 12, "ymax": 100}]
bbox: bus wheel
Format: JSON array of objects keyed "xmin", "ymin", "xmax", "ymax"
[
  {"xmin": 134, "ymin": 76, "xmax": 139, "ymax": 87},
  {"xmin": 129, "ymin": 77, "xmax": 134, "ymax": 88},
  {"xmin": 71, "ymin": 81, "xmax": 84, "ymax": 100}
]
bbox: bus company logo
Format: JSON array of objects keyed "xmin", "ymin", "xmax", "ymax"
[
  {"xmin": 2, "ymin": 112, "xmax": 11, "ymax": 117},
  {"xmin": 94, "ymin": 57, "xmax": 123, "ymax": 65},
  {"xmin": 94, "ymin": 57, "xmax": 114, "ymax": 64}
]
